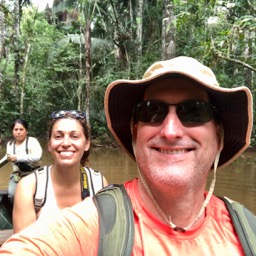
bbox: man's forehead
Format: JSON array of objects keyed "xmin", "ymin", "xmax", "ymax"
[{"xmin": 143, "ymin": 77, "xmax": 209, "ymax": 100}]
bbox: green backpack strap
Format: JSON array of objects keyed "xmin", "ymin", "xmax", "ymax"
[
  {"xmin": 219, "ymin": 196, "xmax": 256, "ymax": 256},
  {"xmin": 93, "ymin": 184, "xmax": 134, "ymax": 256}
]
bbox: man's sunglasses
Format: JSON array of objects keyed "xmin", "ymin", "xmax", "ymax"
[
  {"xmin": 51, "ymin": 110, "xmax": 86, "ymax": 120},
  {"xmin": 133, "ymin": 100, "xmax": 217, "ymax": 126}
]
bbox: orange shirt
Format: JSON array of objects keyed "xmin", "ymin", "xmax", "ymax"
[
  {"xmin": 0, "ymin": 179, "xmax": 244, "ymax": 255},
  {"xmin": 127, "ymin": 179, "xmax": 243, "ymax": 255}
]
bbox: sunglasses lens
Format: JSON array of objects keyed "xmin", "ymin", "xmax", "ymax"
[
  {"xmin": 51, "ymin": 110, "xmax": 65, "ymax": 119},
  {"xmin": 177, "ymin": 101, "xmax": 214, "ymax": 125},
  {"xmin": 69, "ymin": 110, "xmax": 85, "ymax": 119},
  {"xmin": 134, "ymin": 101, "xmax": 168, "ymax": 123},
  {"xmin": 134, "ymin": 100, "xmax": 215, "ymax": 125},
  {"xmin": 51, "ymin": 110, "xmax": 86, "ymax": 120}
]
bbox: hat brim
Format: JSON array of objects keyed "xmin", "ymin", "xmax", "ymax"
[{"xmin": 104, "ymin": 72, "xmax": 253, "ymax": 169}]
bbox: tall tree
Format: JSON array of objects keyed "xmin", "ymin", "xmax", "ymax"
[
  {"xmin": 135, "ymin": 0, "xmax": 144, "ymax": 59},
  {"xmin": 162, "ymin": 1, "xmax": 176, "ymax": 59},
  {"xmin": 0, "ymin": 0, "xmax": 6, "ymax": 95},
  {"xmin": 13, "ymin": 0, "xmax": 20, "ymax": 92}
]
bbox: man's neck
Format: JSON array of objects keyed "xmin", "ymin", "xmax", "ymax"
[{"xmin": 137, "ymin": 177, "xmax": 207, "ymax": 231}]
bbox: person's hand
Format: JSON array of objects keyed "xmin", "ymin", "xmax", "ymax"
[{"xmin": 7, "ymin": 154, "xmax": 17, "ymax": 162}]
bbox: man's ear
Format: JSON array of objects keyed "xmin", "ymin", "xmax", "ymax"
[
  {"xmin": 131, "ymin": 123, "xmax": 138, "ymax": 157},
  {"xmin": 131, "ymin": 122, "xmax": 138, "ymax": 141},
  {"xmin": 217, "ymin": 123, "xmax": 224, "ymax": 152}
]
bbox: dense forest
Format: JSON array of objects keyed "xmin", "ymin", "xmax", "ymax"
[{"xmin": 0, "ymin": 0, "xmax": 255, "ymax": 147}]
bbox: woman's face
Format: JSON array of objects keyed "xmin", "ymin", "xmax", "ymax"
[
  {"xmin": 48, "ymin": 118, "xmax": 90, "ymax": 167},
  {"xmin": 12, "ymin": 123, "xmax": 28, "ymax": 143}
]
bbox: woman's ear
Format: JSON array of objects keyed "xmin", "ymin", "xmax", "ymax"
[
  {"xmin": 84, "ymin": 140, "xmax": 90, "ymax": 152},
  {"xmin": 47, "ymin": 141, "xmax": 52, "ymax": 152}
]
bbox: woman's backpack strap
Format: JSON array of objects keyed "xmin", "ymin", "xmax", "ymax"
[
  {"xmin": 219, "ymin": 196, "xmax": 256, "ymax": 256},
  {"xmin": 93, "ymin": 184, "xmax": 134, "ymax": 256},
  {"xmin": 84, "ymin": 167, "xmax": 104, "ymax": 196},
  {"xmin": 34, "ymin": 166, "xmax": 49, "ymax": 212}
]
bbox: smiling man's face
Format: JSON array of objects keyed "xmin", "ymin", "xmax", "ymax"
[{"xmin": 132, "ymin": 77, "xmax": 221, "ymax": 189}]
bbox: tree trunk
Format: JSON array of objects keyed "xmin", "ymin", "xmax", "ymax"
[
  {"xmin": 0, "ymin": 0, "xmax": 5, "ymax": 98},
  {"xmin": 0, "ymin": 0, "xmax": 5, "ymax": 61},
  {"xmin": 20, "ymin": 43, "xmax": 31, "ymax": 116},
  {"xmin": 84, "ymin": 17, "xmax": 91, "ymax": 126},
  {"xmin": 110, "ymin": 0, "xmax": 128, "ymax": 69},
  {"xmin": 135, "ymin": 0, "xmax": 144, "ymax": 59},
  {"xmin": 162, "ymin": 1, "xmax": 176, "ymax": 60},
  {"xmin": 13, "ymin": 0, "xmax": 21, "ymax": 91},
  {"xmin": 77, "ymin": 29, "xmax": 83, "ymax": 111},
  {"xmin": 243, "ymin": 30, "xmax": 253, "ymax": 91}
]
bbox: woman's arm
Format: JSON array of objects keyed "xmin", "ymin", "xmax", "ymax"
[
  {"xmin": 103, "ymin": 176, "xmax": 108, "ymax": 187},
  {"xmin": 12, "ymin": 173, "xmax": 37, "ymax": 233}
]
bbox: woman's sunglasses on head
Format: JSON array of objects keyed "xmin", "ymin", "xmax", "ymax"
[
  {"xmin": 133, "ymin": 100, "xmax": 218, "ymax": 126},
  {"xmin": 51, "ymin": 110, "xmax": 86, "ymax": 120}
]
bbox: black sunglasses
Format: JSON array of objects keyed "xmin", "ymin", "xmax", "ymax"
[
  {"xmin": 133, "ymin": 100, "xmax": 217, "ymax": 126},
  {"xmin": 51, "ymin": 110, "xmax": 86, "ymax": 120}
]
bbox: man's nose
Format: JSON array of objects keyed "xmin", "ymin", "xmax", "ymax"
[{"xmin": 159, "ymin": 107, "xmax": 185, "ymax": 139}]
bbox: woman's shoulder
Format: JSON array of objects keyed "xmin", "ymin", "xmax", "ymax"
[
  {"xmin": 6, "ymin": 139, "xmax": 14, "ymax": 147},
  {"xmin": 27, "ymin": 136, "xmax": 40, "ymax": 143},
  {"xmin": 19, "ymin": 171, "xmax": 37, "ymax": 186}
]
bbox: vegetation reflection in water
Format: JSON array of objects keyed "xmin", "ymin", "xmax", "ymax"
[{"xmin": 0, "ymin": 146, "xmax": 255, "ymax": 214}]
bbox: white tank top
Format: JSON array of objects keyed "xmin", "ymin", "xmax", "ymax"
[
  {"xmin": 37, "ymin": 167, "xmax": 59, "ymax": 219},
  {"xmin": 36, "ymin": 166, "xmax": 104, "ymax": 219}
]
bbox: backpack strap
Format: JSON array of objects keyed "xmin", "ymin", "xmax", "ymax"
[
  {"xmin": 33, "ymin": 166, "xmax": 104, "ymax": 212},
  {"xmin": 93, "ymin": 184, "xmax": 134, "ymax": 256},
  {"xmin": 219, "ymin": 196, "xmax": 256, "ymax": 256},
  {"xmin": 25, "ymin": 136, "xmax": 29, "ymax": 154},
  {"xmin": 94, "ymin": 190, "xmax": 256, "ymax": 255},
  {"xmin": 84, "ymin": 167, "xmax": 104, "ymax": 196},
  {"xmin": 34, "ymin": 166, "xmax": 49, "ymax": 212}
]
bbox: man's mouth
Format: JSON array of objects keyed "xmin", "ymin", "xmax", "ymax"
[{"xmin": 158, "ymin": 149, "xmax": 187, "ymax": 154}]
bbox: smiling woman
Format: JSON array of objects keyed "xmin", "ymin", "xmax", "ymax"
[{"xmin": 12, "ymin": 110, "xmax": 108, "ymax": 233}]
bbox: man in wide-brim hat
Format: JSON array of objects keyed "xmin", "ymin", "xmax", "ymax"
[
  {"xmin": 0, "ymin": 56, "xmax": 254, "ymax": 255},
  {"xmin": 104, "ymin": 56, "xmax": 253, "ymax": 254}
]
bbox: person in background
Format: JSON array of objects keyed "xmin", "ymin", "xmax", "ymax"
[
  {"xmin": 0, "ymin": 56, "xmax": 253, "ymax": 255},
  {"xmin": 5, "ymin": 119, "xmax": 42, "ymax": 204},
  {"xmin": 12, "ymin": 110, "xmax": 108, "ymax": 233}
]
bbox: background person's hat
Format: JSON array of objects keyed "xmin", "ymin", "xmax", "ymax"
[{"xmin": 104, "ymin": 56, "xmax": 253, "ymax": 168}]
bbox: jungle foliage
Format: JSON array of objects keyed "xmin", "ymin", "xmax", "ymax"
[{"xmin": 0, "ymin": 0, "xmax": 255, "ymax": 147}]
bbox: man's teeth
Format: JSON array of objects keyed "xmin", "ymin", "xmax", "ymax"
[{"xmin": 160, "ymin": 149, "xmax": 186, "ymax": 154}]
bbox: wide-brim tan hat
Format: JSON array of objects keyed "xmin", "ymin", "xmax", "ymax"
[{"xmin": 104, "ymin": 56, "xmax": 253, "ymax": 168}]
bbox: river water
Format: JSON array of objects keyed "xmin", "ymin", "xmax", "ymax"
[{"xmin": 0, "ymin": 145, "xmax": 255, "ymax": 213}]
